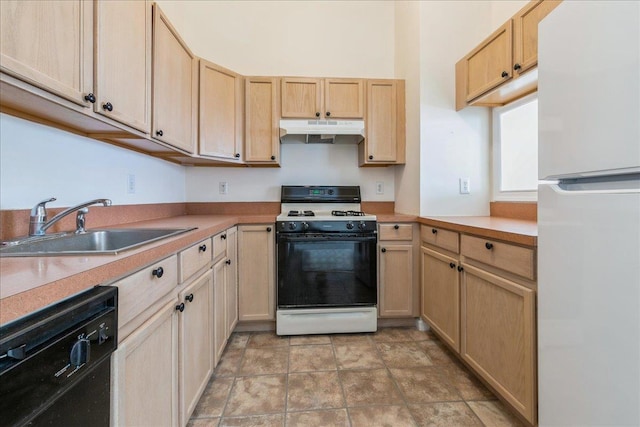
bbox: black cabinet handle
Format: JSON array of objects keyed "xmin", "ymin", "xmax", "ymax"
[
  {"xmin": 221, "ymin": 234, "xmax": 227, "ymax": 240},
  {"xmin": 315, "ymin": 112, "xmax": 320, "ymax": 117},
  {"xmin": 514, "ymin": 63, "xmax": 522, "ymax": 71},
  {"xmin": 84, "ymin": 93, "xmax": 96, "ymax": 103},
  {"xmin": 175, "ymin": 303, "xmax": 185, "ymax": 312},
  {"xmin": 225, "ymin": 259, "xmax": 231, "ymax": 265},
  {"xmin": 457, "ymin": 266, "xmax": 464, "ymax": 272},
  {"xmin": 270, "ymin": 155, "xmax": 276, "ymax": 160},
  {"xmin": 326, "ymin": 111, "xmax": 331, "ymax": 117},
  {"xmin": 185, "ymin": 293, "xmax": 194, "ymax": 303},
  {"xmin": 102, "ymin": 102, "xmax": 113, "ymax": 112},
  {"xmin": 449, "ymin": 262, "xmax": 456, "ymax": 269},
  {"xmin": 394, "ymin": 224, "xmax": 399, "ymax": 230},
  {"xmin": 431, "ymin": 228, "xmax": 437, "ymax": 234},
  {"xmin": 485, "ymin": 242, "xmax": 494, "ymax": 250},
  {"xmin": 199, "ymin": 244, "xmax": 207, "ymax": 252},
  {"xmin": 235, "ymin": 153, "xmax": 240, "ymax": 158},
  {"xmin": 368, "ymin": 155, "xmax": 373, "ymax": 160},
  {"xmin": 266, "ymin": 227, "xmax": 272, "ymax": 232},
  {"xmin": 381, "ymin": 248, "xmax": 386, "ymax": 253},
  {"xmin": 152, "ymin": 266, "xmax": 164, "ymax": 278},
  {"xmin": 156, "ymin": 130, "xmax": 164, "ymax": 137},
  {"xmin": 501, "ymin": 71, "xmax": 509, "ymax": 78}
]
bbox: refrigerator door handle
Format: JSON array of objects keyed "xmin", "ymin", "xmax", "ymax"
[{"xmin": 550, "ymin": 173, "xmax": 640, "ymax": 195}]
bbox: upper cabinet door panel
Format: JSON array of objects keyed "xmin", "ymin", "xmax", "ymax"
[
  {"xmin": 245, "ymin": 77, "xmax": 279, "ymax": 164},
  {"xmin": 513, "ymin": 0, "xmax": 562, "ymax": 75},
  {"xmin": 366, "ymin": 80, "xmax": 397, "ymax": 162},
  {"xmin": 0, "ymin": 0, "xmax": 93, "ymax": 107},
  {"xmin": 465, "ymin": 20, "xmax": 513, "ymax": 101},
  {"xmin": 324, "ymin": 78, "xmax": 364, "ymax": 119},
  {"xmin": 95, "ymin": 0, "xmax": 151, "ymax": 133},
  {"xmin": 152, "ymin": 4, "xmax": 197, "ymax": 154},
  {"xmin": 281, "ymin": 78, "xmax": 321, "ymax": 118}
]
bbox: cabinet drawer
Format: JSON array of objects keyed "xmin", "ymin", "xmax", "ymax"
[
  {"xmin": 461, "ymin": 235, "xmax": 535, "ymax": 280},
  {"xmin": 212, "ymin": 231, "xmax": 228, "ymax": 261},
  {"xmin": 179, "ymin": 238, "xmax": 213, "ymax": 282},
  {"xmin": 379, "ymin": 223, "xmax": 413, "ymax": 241},
  {"xmin": 421, "ymin": 225, "xmax": 459, "ymax": 253},
  {"xmin": 115, "ymin": 255, "xmax": 178, "ymax": 331}
]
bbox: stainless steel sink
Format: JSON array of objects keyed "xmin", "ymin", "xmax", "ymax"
[{"xmin": 0, "ymin": 228, "xmax": 196, "ymax": 257}]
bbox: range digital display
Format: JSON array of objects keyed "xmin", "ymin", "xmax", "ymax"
[{"xmin": 309, "ymin": 189, "xmax": 325, "ymax": 196}]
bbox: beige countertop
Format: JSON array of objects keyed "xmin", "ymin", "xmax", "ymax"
[{"xmin": 0, "ymin": 212, "xmax": 536, "ymax": 326}]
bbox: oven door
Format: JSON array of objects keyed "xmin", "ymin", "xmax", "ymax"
[{"xmin": 276, "ymin": 233, "xmax": 377, "ymax": 309}]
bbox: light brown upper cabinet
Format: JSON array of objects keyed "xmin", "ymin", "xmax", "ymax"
[
  {"xmin": 199, "ymin": 59, "xmax": 243, "ymax": 162},
  {"xmin": 244, "ymin": 77, "xmax": 280, "ymax": 165},
  {"xmin": 281, "ymin": 77, "xmax": 364, "ymax": 119},
  {"xmin": 0, "ymin": 0, "xmax": 93, "ymax": 107},
  {"xmin": 455, "ymin": 0, "xmax": 561, "ymax": 110},
  {"xmin": 152, "ymin": 4, "xmax": 198, "ymax": 154},
  {"xmin": 95, "ymin": 0, "xmax": 151, "ymax": 133},
  {"xmin": 359, "ymin": 79, "xmax": 406, "ymax": 166}
]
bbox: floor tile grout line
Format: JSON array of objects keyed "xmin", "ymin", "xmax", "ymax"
[
  {"xmin": 331, "ymin": 335, "xmax": 353, "ymax": 427},
  {"xmin": 218, "ymin": 331, "xmax": 251, "ymax": 422}
]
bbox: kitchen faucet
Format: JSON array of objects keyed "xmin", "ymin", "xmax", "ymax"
[{"xmin": 29, "ymin": 198, "xmax": 112, "ymax": 236}]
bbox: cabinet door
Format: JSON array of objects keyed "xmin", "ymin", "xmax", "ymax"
[
  {"xmin": 179, "ymin": 271, "xmax": 214, "ymax": 425},
  {"xmin": 460, "ymin": 264, "xmax": 536, "ymax": 424},
  {"xmin": 513, "ymin": 0, "xmax": 561, "ymax": 75},
  {"xmin": 238, "ymin": 224, "xmax": 275, "ymax": 321},
  {"xmin": 0, "ymin": 0, "xmax": 93, "ymax": 106},
  {"xmin": 212, "ymin": 258, "xmax": 227, "ymax": 365},
  {"xmin": 421, "ymin": 247, "xmax": 460, "ymax": 352},
  {"xmin": 363, "ymin": 79, "xmax": 400, "ymax": 164},
  {"xmin": 199, "ymin": 59, "xmax": 243, "ymax": 161},
  {"xmin": 281, "ymin": 77, "xmax": 321, "ymax": 118},
  {"xmin": 152, "ymin": 4, "xmax": 197, "ymax": 153},
  {"xmin": 111, "ymin": 300, "xmax": 179, "ymax": 427},
  {"xmin": 225, "ymin": 227, "xmax": 239, "ymax": 337},
  {"xmin": 94, "ymin": 0, "xmax": 151, "ymax": 132},
  {"xmin": 245, "ymin": 77, "xmax": 280, "ymax": 164},
  {"xmin": 324, "ymin": 78, "xmax": 364, "ymax": 119},
  {"xmin": 379, "ymin": 243, "xmax": 413, "ymax": 317},
  {"xmin": 465, "ymin": 20, "xmax": 513, "ymax": 101}
]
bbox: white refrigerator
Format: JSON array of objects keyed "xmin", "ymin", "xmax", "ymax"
[{"xmin": 537, "ymin": 1, "xmax": 640, "ymax": 426}]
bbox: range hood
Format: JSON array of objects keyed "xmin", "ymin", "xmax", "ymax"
[{"xmin": 279, "ymin": 119, "xmax": 365, "ymax": 144}]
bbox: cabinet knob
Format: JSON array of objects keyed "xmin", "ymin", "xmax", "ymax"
[
  {"xmin": 457, "ymin": 266, "xmax": 464, "ymax": 272},
  {"xmin": 152, "ymin": 266, "xmax": 164, "ymax": 278},
  {"xmin": 270, "ymin": 155, "xmax": 276, "ymax": 161},
  {"xmin": 102, "ymin": 102, "xmax": 113, "ymax": 112},
  {"xmin": 326, "ymin": 111, "xmax": 331, "ymax": 117},
  {"xmin": 221, "ymin": 234, "xmax": 227, "ymax": 240},
  {"xmin": 185, "ymin": 293, "xmax": 194, "ymax": 303},
  {"xmin": 368, "ymin": 155, "xmax": 373, "ymax": 160},
  {"xmin": 156, "ymin": 130, "xmax": 164, "ymax": 137},
  {"xmin": 84, "ymin": 93, "xmax": 96, "ymax": 103},
  {"xmin": 485, "ymin": 242, "xmax": 494, "ymax": 250},
  {"xmin": 431, "ymin": 228, "xmax": 437, "ymax": 234},
  {"xmin": 514, "ymin": 63, "xmax": 522, "ymax": 71},
  {"xmin": 175, "ymin": 302, "xmax": 185, "ymax": 312},
  {"xmin": 199, "ymin": 244, "xmax": 207, "ymax": 252},
  {"xmin": 381, "ymin": 248, "xmax": 386, "ymax": 253},
  {"xmin": 266, "ymin": 227, "xmax": 272, "ymax": 232},
  {"xmin": 501, "ymin": 71, "xmax": 509, "ymax": 78},
  {"xmin": 225, "ymin": 259, "xmax": 231, "ymax": 265},
  {"xmin": 235, "ymin": 153, "xmax": 240, "ymax": 158},
  {"xmin": 394, "ymin": 224, "xmax": 399, "ymax": 230},
  {"xmin": 449, "ymin": 262, "xmax": 456, "ymax": 269}
]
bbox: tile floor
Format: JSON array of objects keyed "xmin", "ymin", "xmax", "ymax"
[{"xmin": 188, "ymin": 327, "xmax": 525, "ymax": 427}]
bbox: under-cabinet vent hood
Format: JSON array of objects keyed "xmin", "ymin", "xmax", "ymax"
[{"xmin": 279, "ymin": 119, "xmax": 365, "ymax": 144}]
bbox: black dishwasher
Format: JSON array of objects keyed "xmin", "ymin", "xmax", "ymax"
[{"xmin": 0, "ymin": 286, "xmax": 117, "ymax": 427}]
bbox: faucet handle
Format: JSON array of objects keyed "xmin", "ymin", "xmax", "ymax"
[
  {"xmin": 75, "ymin": 207, "xmax": 89, "ymax": 234},
  {"xmin": 30, "ymin": 197, "xmax": 57, "ymax": 216}
]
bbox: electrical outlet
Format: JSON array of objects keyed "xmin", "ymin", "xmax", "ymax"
[
  {"xmin": 376, "ymin": 182, "xmax": 384, "ymax": 195},
  {"xmin": 127, "ymin": 174, "xmax": 136, "ymax": 194},
  {"xmin": 219, "ymin": 181, "xmax": 229, "ymax": 195},
  {"xmin": 459, "ymin": 177, "xmax": 470, "ymax": 194}
]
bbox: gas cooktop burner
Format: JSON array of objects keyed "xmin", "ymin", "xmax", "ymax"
[
  {"xmin": 288, "ymin": 210, "xmax": 315, "ymax": 217},
  {"xmin": 331, "ymin": 210, "xmax": 365, "ymax": 217}
]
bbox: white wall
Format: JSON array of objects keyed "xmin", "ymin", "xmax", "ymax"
[
  {"xmin": 0, "ymin": 114, "xmax": 186, "ymax": 209},
  {"xmin": 491, "ymin": 1, "xmax": 529, "ymax": 28}
]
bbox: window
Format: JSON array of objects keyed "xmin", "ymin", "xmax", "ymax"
[{"xmin": 492, "ymin": 93, "xmax": 538, "ymax": 201}]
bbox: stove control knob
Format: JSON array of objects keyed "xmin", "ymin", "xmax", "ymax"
[
  {"xmin": 288, "ymin": 222, "xmax": 297, "ymax": 230},
  {"xmin": 358, "ymin": 221, "xmax": 367, "ymax": 230},
  {"xmin": 301, "ymin": 222, "xmax": 309, "ymax": 230},
  {"xmin": 346, "ymin": 222, "xmax": 355, "ymax": 230}
]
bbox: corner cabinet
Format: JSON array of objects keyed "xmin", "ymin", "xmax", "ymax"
[
  {"xmin": 199, "ymin": 59, "xmax": 243, "ymax": 162},
  {"xmin": 152, "ymin": 4, "xmax": 198, "ymax": 153},
  {"xmin": 281, "ymin": 77, "xmax": 364, "ymax": 119},
  {"xmin": 244, "ymin": 77, "xmax": 280, "ymax": 165},
  {"xmin": 378, "ymin": 223, "xmax": 418, "ymax": 317},
  {"xmin": 359, "ymin": 79, "xmax": 406, "ymax": 166},
  {"xmin": 238, "ymin": 224, "xmax": 276, "ymax": 321}
]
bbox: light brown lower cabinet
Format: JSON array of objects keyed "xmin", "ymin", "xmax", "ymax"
[
  {"xmin": 238, "ymin": 224, "xmax": 275, "ymax": 321},
  {"xmin": 225, "ymin": 226, "xmax": 239, "ymax": 336},
  {"xmin": 460, "ymin": 263, "xmax": 536, "ymax": 424},
  {"xmin": 379, "ymin": 243, "xmax": 414, "ymax": 317},
  {"xmin": 212, "ymin": 257, "xmax": 227, "ymax": 365}
]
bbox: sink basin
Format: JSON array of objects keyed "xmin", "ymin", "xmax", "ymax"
[{"xmin": 0, "ymin": 228, "xmax": 196, "ymax": 257}]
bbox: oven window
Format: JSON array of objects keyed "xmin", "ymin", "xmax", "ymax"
[{"xmin": 277, "ymin": 238, "xmax": 377, "ymax": 308}]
